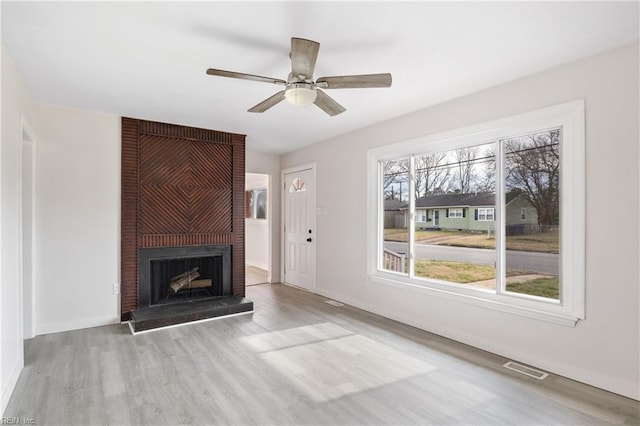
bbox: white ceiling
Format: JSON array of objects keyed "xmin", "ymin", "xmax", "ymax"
[{"xmin": 2, "ymin": 2, "xmax": 638, "ymax": 154}]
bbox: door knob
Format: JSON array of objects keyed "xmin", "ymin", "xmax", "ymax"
[{"xmin": 306, "ymin": 237, "xmax": 312, "ymax": 242}]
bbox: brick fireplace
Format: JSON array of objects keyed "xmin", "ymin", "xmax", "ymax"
[{"xmin": 121, "ymin": 118, "xmax": 251, "ymax": 329}]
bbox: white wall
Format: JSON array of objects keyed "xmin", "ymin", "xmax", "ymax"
[
  {"xmin": 245, "ymin": 173, "xmax": 269, "ymax": 271},
  {"xmin": 31, "ymin": 104, "xmax": 121, "ymax": 335},
  {"xmin": 281, "ymin": 43, "xmax": 640, "ymax": 400},
  {"xmin": 246, "ymin": 150, "xmax": 281, "ymax": 282},
  {"xmin": 1, "ymin": 44, "xmax": 34, "ymax": 414}
]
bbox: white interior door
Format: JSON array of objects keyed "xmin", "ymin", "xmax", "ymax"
[{"xmin": 283, "ymin": 168, "xmax": 315, "ymax": 292}]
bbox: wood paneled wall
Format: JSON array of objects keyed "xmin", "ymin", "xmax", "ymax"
[{"xmin": 121, "ymin": 118, "xmax": 245, "ymax": 319}]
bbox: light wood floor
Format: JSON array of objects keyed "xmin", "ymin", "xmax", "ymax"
[
  {"xmin": 246, "ymin": 265, "xmax": 268, "ymax": 286},
  {"xmin": 5, "ymin": 284, "xmax": 639, "ymax": 425}
]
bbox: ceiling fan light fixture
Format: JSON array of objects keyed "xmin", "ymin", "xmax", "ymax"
[{"xmin": 285, "ymin": 83, "xmax": 317, "ymax": 107}]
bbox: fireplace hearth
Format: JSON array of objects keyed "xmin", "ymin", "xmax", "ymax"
[{"xmin": 130, "ymin": 245, "xmax": 252, "ymax": 332}]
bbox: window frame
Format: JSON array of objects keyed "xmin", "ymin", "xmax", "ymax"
[
  {"xmin": 366, "ymin": 100, "xmax": 585, "ymax": 326},
  {"xmin": 449, "ymin": 208, "xmax": 463, "ymax": 218},
  {"xmin": 477, "ymin": 208, "xmax": 495, "ymax": 221}
]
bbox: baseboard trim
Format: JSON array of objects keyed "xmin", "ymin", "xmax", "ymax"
[
  {"xmin": 34, "ymin": 315, "xmax": 120, "ymax": 336},
  {"xmin": 1, "ymin": 357, "xmax": 23, "ymax": 415}
]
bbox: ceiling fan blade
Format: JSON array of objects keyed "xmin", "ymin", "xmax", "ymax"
[
  {"xmin": 290, "ymin": 37, "xmax": 320, "ymax": 80},
  {"xmin": 314, "ymin": 89, "xmax": 346, "ymax": 116},
  {"xmin": 247, "ymin": 91, "xmax": 286, "ymax": 113},
  {"xmin": 206, "ymin": 68, "xmax": 286, "ymax": 85},
  {"xmin": 316, "ymin": 73, "xmax": 392, "ymax": 89}
]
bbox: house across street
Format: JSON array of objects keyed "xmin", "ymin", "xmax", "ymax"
[{"xmin": 407, "ymin": 192, "xmax": 538, "ymax": 234}]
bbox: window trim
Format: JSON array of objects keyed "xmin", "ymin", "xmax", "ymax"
[{"xmin": 366, "ymin": 100, "xmax": 585, "ymax": 327}]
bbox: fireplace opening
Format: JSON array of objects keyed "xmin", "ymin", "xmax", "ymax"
[
  {"xmin": 150, "ymin": 255, "xmax": 225, "ymax": 306},
  {"xmin": 138, "ymin": 245, "xmax": 232, "ymax": 309}
]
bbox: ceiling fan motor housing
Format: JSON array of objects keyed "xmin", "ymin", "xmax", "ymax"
[{"xmin": 285, "ymin": 82, "xmax": 317, "ymax": 106}]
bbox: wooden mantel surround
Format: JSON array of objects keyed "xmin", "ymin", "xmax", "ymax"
[{"xmin": 121, "ymin": 117, "xmax": 246, "ymax": 320}]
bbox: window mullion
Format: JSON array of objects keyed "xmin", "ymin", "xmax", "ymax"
[
  {"xmin": 377, "ymin": 160, "xmax": 384, "ymax": 272},
  {"xmin": 496, "ymin": 140, "xmax": 506, "ymax": 295},
  {"xmin": 408, "ymin": 155, "xmax": 416, "ymax": 278}
]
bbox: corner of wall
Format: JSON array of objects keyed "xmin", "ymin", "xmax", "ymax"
[
  {"xmin": 1, "ymin": 358, "xmax": 23, "ymax": 415},
  {"xmin": 0, "ymin": 40, "xmax": 35, "ymax": 417}
]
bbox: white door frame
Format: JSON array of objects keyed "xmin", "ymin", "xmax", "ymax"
[
  {"xmin": 281, "ymin": 162, "xmax": 316, "ymax": 292},
  {"xmin": 19, "ymin": 117, "xmax": 37, "ymax": 340},
  {"xmin": 245, "ymin": 172, "xmax": 272, "ymax": 283}
]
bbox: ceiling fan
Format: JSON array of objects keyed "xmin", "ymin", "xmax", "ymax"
[{"xmin": 206, "ymin": 37, "xmax": 392, "ymax": 116}]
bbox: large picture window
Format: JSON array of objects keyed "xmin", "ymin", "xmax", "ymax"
[{"xmin": 367, "ymin": 101, "xmax": 585, "ymax": 325}]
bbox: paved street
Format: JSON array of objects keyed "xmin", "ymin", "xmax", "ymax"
[{"xmin": 384, "ymin": 241, "xmax": 558, "ymax": 275}]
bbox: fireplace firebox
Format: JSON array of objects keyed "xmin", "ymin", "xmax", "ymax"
[{"xmin": 138, "ymin": 245, "xmax": 231, "ymax": 308}]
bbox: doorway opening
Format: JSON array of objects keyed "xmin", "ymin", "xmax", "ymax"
[{"xmin": 245, "ymin": 173, "xmax": 271, "ymax": 285}]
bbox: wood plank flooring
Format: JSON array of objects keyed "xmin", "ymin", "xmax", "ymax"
[
  {"xmin": 4, "ymin": 283, "xmax": 639, "ymax": 425},
  {"xmin": 246, "ymin": 265, "xmax": 268, "ymax": 286}
]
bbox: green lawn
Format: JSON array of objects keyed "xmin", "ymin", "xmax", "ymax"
[
  {"xmin": 506, "ymin": 276, "xmax": 559, "ymax": 299},
  {"xmin": 414, "ymin": 259, "xmax": 494, "ymax": 283},
  {"xmin": 410, "ymin": 259, "xmax": 559, "ymax": 299}
]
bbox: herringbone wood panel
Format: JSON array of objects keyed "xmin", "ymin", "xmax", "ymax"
[
  {"xmin": 138, "ymin": 185, "xmax": 191, "ymax": 234},
  {"xmin": 138, "ymin": 136, "xmax": 233, "ymax": 237},
  {"xmin": 189, "ymin": 188, "xmax": 233, "ymax": 233},
  {"xmin": 190, "ymin": 141, "xmax": 232, "ymax": 189},
  {"xmin": 139, "ymin": 136, "xmax": 191, "ymax": 186}
]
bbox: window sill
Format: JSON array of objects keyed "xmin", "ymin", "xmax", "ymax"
[{"xmin": 368, "ymin": 273, "xmax": 580, "ymax": 327}]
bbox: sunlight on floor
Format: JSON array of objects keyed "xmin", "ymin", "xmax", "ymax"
[{"xmin": 239, "ymin": 322, "xmax": 436, "ymax": 402}]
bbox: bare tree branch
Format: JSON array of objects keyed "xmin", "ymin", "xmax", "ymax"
[
  {"xmin": 505, "ymin": 130, "xmax": 560, "ymax": 226},
  {"xmin": 454, "ymin": 147, "xmax": 479, "ymax": 193}
]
